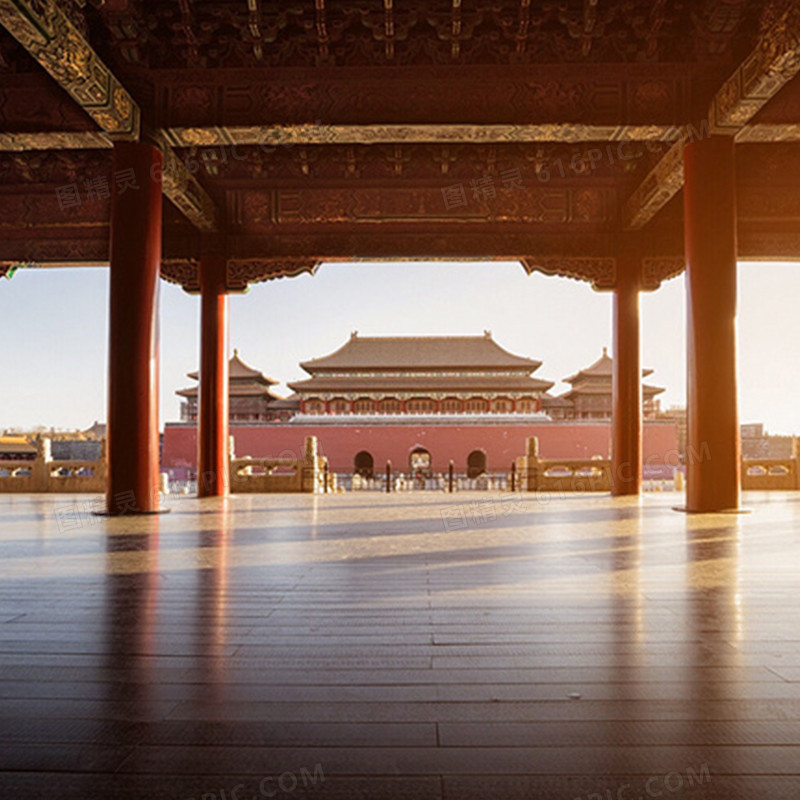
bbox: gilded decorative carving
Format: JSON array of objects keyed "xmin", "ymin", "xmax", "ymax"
[
  {"xmin": 229, "ymin": 187, "xmax": 614, "ymax": 228},
  {"xmin": 159, "ymin": 144, "xmax": 218, "ymax": 232},
  {"xmin": 226, "ymin": 259, "xmax": 320, "ymax": 292},
  {"xmin": 154, "ymin": 64, "xmax": 692, "ymax": 131},
  {"xmin": 165, "ymin": 123, "xmax": 681, "ymax": 150},
  {"xmin": 711, "ymin": 0, "xmax": 800, "ymax": 134},
  {"xmin": 0, "ymin": 131, "xmax": 112, "ymax": 151},
  {"xmin": 92, "ymin": 1, "xmax": 746, "ymax": 69},
  {"xmin": 0, "ymin": 0, "xmax": 140, "ymax": 139},
  {"xmin": 520, "ymin": 257, "xmax": 616, "ymax": 290},
  {"xmin": 0, "ymin": 0, "xmax": 792, "ymax": 276},
  {"xmin": 623, "ymin": 138, "xmax": 685, "ymax": 229},
  {"xmin": 736, "ymin": 123, "xmax": 800, "ymax": 143},
  {"xmin": 160, "ymin": 258, "xmax": 200, "ymax": 293},
  {"xmin": 641, "ymin": 257, "xmax": 685, "ymax": 291},
  {"xmin": 185, "ymin": 142, "xmax": 656, "ymax": 184}
]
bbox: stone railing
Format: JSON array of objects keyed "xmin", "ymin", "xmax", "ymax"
[
  {"xmin": 0, "ymin": 438, "xmax": 105, "ymax": 493},
  {"xmin": 516, "ymin": 438, "xmax": 612, "ymax": 493},
  {"xmin": 516, "ymin": 437, "xmax": 800, "ymax": 493},
  {"xmin": 230, "ymin": 436, "xmax": 333, "ymax": 494},
  {"xmin": 742, "ymin": 455, "xmax": 800, "ymax": 491}
]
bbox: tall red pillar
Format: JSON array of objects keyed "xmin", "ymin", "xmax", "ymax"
[
  {"xmin": 612, "ymin": 257, "xmax": 642, "ymax": 496},
  {"xmin": 683, "ymin": 135, "xmax": 741, "ymax": 512},
  {"xmin": 198, "ymin": 255, "xmax": 229, "ymax": 497},
  {"xmin": 106, "ymin": 141, "xmax": 163, "ymax": 514}
]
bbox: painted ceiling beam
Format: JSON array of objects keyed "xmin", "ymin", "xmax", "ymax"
[
  {"xmin": 0, "ymin": 0, "xmax": 217, "ymax": 231},
  {"xmin": 624, "ymin": 0, "xmax": 800, "ymax": 230},
  {"xmin": 0, "ymin": 0, "xmax": 139, "ymax": 139}
]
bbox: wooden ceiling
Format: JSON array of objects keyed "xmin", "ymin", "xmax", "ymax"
[{"xmin": 0, "ymin": 0, "xmax": 799, "ymax": 291}]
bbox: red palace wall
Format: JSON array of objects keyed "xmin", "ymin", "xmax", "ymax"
[{"xmin": 162, "ymin": 421, "xmax": 680, "ymax": 478}]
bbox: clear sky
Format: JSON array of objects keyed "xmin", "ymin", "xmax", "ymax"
[{"xmin": 0, "ymin": 260, "xmax": 797, "ymax": 434}]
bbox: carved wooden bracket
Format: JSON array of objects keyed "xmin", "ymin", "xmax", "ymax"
[
  {"xmin": 226, "ymin": 259, "xmax": 320, "ymax": 292},
  {"xmin": 160, "ymin": 259, "xmax": 200, "ymax": 294},
  {"xmin": 520, "ymin": 257, "xmax": 616, "ymax": 291},
  {"xmin": 641, "ymin": 257, "xmax": 685, "ymax": 291},
  {"xmin": 161, "ymin": 257, "xmax": 321, "ymax": 293}
]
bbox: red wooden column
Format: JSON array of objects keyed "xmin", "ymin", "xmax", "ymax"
[
  {"xmin": 106, "ymin": 141, "xmax": 163, "ymax": 515},
  {"xmin": 612, "ymin": 256, "xmax": 642, "ymax": 496},
  {"xmin": 198, "ymin": 255, "xmax": 229, "ymax": 497},
  {"xmin": 683, "ymin": 135, "xmax": 741, "ymax": 512}
]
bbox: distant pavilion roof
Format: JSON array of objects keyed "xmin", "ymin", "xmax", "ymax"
[
  {"xmin": 82, "ymin": 421, "xmax": 107, "ymax": 439},
  {"xmin": 0, "ymin": 436, "xmax": 36, "ymax": 455},
  {"xmin": 564, "ymin": 348, "xmax": 655, "ymax": 384},
  {"xmin": 270, "ymin": 394, "xmax": 301, "ymax": 410},
  {"xmin": 562, "ymin": 348, "xmax": 664, "ymax": 400},
  {"xmin": 540, "ymin": 392, "xmax": 574, "ymax": 409},
  {"xmin": 299, "ymin": 332, "xmax": 543, "ymax": 373},
  {"xmin": 187, "ymin": 350, "xmax": 278, "ymax": 385},
  {"xmin": 178, "ymin": 350, "xmax": 281, "ymax": 400}
]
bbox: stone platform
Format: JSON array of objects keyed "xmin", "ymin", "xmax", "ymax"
[{"xmin": 1, "ymin": 491, "xmax": 799, "ymax": 799}]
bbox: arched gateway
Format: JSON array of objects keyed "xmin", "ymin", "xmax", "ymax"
[
  {"xmin": 354, "ymin": 451, "xmax": 374, "ymax": 479},
  {"xmin": 467, "ymin": 450, "xmax": 487, "ymax": 478}
]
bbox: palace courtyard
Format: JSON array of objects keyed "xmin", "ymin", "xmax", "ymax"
[{"xmin": 1, "ymin": 491, "xmax": 799, "ymax": 799}]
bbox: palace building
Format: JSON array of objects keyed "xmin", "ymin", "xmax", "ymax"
[
  {"xmin": 288, "ymin": 331, "xmax": 553, "ymax": 416},
  {"xmin": 176, "ymin": 349, "xmax": 289, "ymax": 423},
  {"xmin": 550, "ymin": 348, "xmax": 665, "ymax": 421},
  {"xmin": 164, "ymin": 335, "xmax": 678, "ymax": 480},
  {"xmin": 173, "ymin": 336, "xmax": 667, "ymax": 426}
]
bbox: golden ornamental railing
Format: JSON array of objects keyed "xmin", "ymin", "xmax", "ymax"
[{"xmin": 0, "ymin": 439, "xmax": 105, "ymax": 493}]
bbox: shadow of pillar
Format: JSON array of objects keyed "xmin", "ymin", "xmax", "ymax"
[
  {"xmin": 102, "ymin": 521, "xmax": 161, "ymax": 742},
  {"xmin": 192, "ymin": 503, "xmax": 232, "ymax": 710},
  {"xmin": 683, "ymin": 520, "xmax": 743, "ymax": 751},
  {"xmin": 602, "ymin": 507, "xmax": 648, "ymax": 773}
]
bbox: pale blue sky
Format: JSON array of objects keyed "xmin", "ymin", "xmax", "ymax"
[{"xmin": 0, "ymin": 261, "xmax": 796, "ymax": 433}]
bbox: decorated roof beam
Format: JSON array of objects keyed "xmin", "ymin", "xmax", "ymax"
[
  {"xmin": 621, "ymin": 137, "xmax": 685, "ymax": 230},
  {"xmin": 0, "ymin": 131, "xmax": 112, "ymax": 151},
  {"xmin": 624, "ymin": 0, "xmax": 800, "ymax": 231},
  {"xmin": 158, "ymin": 140, "xmax": 218, "ymax": 232},
  {"xmin": 0, "ymin": 2, "xmax": 217, "ymax": 231},
  {"xmin": 152, "ymin": 63, "xmax": 695, "ymax": 131},
  {"xmin": 711, "ymin": 0, "xmax": 800, "ymax": 136},
  {"xmin": 1, "ymin": 117, "xmax": 799, "ymax": 155},
  {"xmin": 163, "ymin": 123, "xmax": 685, "ymax": 149},
  {"xmin": 0, "ymin": 0, "xmax": 139, "ymax": 139}
]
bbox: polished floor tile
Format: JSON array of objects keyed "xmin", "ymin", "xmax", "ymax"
[{"xmin": 1, "ymin": 491, "xmax": 800, "ymax": 798}]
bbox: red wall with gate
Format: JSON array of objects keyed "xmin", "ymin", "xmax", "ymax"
[{"xmin": 163, "ymin": 421, "xmax": 679, "ymax": 478}]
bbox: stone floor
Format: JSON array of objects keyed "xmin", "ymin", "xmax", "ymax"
[{"xmin": 1, "ymin": 490, "xmax": 800, "ymax": 799}]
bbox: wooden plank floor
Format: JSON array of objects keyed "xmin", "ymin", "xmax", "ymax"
[{"xmin": 1, "ymin": 491, "xmax": 800, "ymax": 799}]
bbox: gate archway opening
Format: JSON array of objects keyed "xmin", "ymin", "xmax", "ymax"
[
  {"xmin": 409, "ymin": 447, "xmax": 432, "ymax": 478},
  {"xmin": 467, "ymin": 449, "xmax": 487, "ymax": 478},
  {"xmin": 354, "ymin": 450, "xmax": 374, "ymax": 479}
]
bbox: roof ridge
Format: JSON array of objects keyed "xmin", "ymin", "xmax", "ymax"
[{"xmin": 351, "ymin": 334, "xmax": 496, "ymax": 340}]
